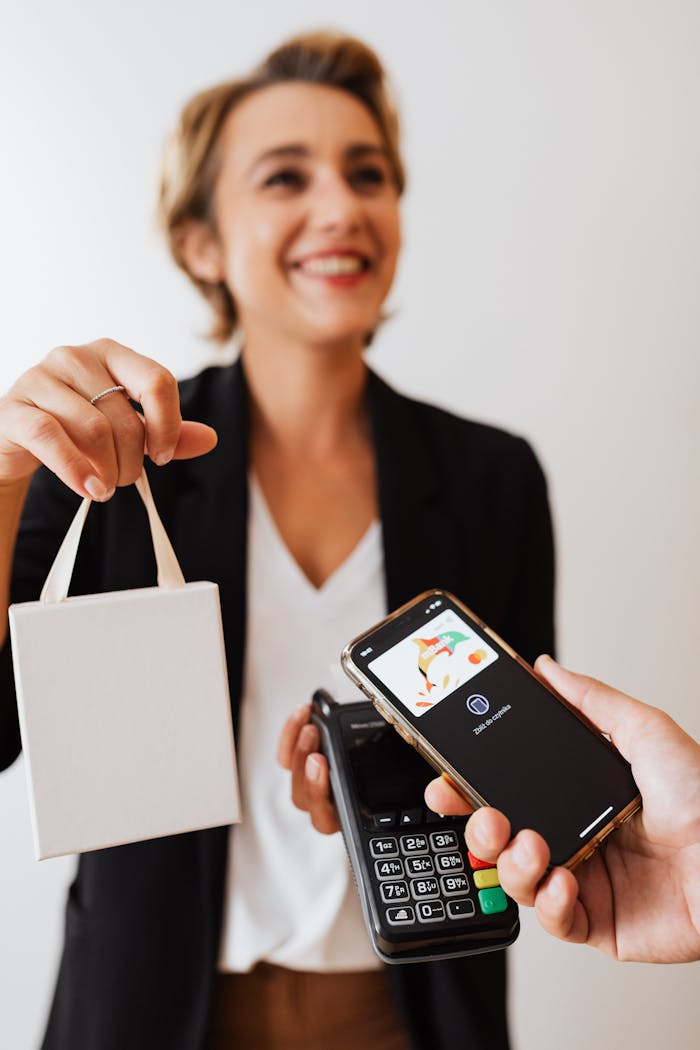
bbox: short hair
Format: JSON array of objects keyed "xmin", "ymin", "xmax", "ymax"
[{"xmin": 158, "ymin": 30, "xmax": 405, "ymax": 344}]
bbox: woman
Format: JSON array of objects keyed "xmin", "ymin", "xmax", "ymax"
[{"xmin": 0, "ymin": 31, "xmax": 555, "ymax": 1050}]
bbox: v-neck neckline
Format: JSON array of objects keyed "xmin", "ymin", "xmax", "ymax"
[{"xmin": 249, "ymin": 473, "xmax": 381, "ymax": 598}]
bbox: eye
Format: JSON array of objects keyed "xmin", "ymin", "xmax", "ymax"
[
  {"xmin": 349, "ymin": 166, "xmax": 388, "ymax": 189},
  {"xmin": 262, "ymin": 168, "xmax": 305, "ymax": 189}
]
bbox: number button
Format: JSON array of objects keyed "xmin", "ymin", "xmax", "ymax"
[
  {"xmin": 429, "ymin": 829, "xmax": 459, "ymax": 852},
  {"xmin": 410, "ymin": 877, "xmax": 440, "ymax": 900},
  {"xmin": 435, "ymin": 851, "xmax": 464, "ymax": 873},
  {"xmin": 399, "ymin": 834, "xmax": 429, "ymax": 855},
  {"xmin": 447, "ymin": 899, "xmax": 476, "ymax": 920},
  {"xmin": 416, "ymin": 900, "xmax": 446, "ymax": 923},
  {"xmin": 380, "ymin": 881, "xmax": 410, "ymax": 904},
  {"xmin": 374, "ymin": 858, "xmax": 404, "ymax": 880},
  {"xmin": 370, "ymin": 837, "xmax": 398, "ymax": 859},
  {"xmin": 440, "ymin": 872, "xmax": 469, "ymax": 897},
  {"xmin": 406, "ymin": 856, "xmax": 434, "ymax": 877}
]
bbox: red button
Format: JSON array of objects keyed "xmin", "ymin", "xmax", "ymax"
[{"xmin": 467, "ymin": 850, "xmax": 493, "ymax": 870}]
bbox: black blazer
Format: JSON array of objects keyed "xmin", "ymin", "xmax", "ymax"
[{"xmin": 0, "ymin": 358, "xmax": 555, "ymax": 1050}]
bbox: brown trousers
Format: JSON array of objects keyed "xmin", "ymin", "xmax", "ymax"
[{"xmin": 204, "ymin": 964, "xmax": 411, "ymax": 1050}]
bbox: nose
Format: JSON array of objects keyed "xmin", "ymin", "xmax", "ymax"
[{"xmin": 310, "ymin": 168, "xmax": 363, "ymax": 234}]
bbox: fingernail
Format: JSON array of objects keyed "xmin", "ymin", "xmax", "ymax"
[
  {"xmin": 85, "ymin": 476, "xmax": 108, "ymax": 500},
  {"xmin": 546, "ymin": 872, "xmax": 566, "ymax": 901},
  {"xmin": 469, "ymin": 818, "xmax": 489, "ymax": 850},
  {"xmin": 154, "ymin": 451, "xmax": 172, "ymax": 467},
  {"xmin": 300, "ymin": 724, "xmax": 316, "ymax": 749},
  {"xmin": 306, "ymin": 755, "xmax": 321, "ymax": 782},
  {"xmin": 512, "ymin": 838, "xmax": 532, "ymax": 867}
]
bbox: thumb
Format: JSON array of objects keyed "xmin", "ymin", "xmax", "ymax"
[
  {"xmin": 171, "ymin": 421, "xmax": 218, "ymax": 461},
  {"xmin": 534, "ymin": 654, "xmax": 651, "ymax": 764}
]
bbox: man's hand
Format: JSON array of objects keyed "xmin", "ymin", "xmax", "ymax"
[{"xmin": 425, "ymin": 655, "xmax": 700, "ymax": 963}]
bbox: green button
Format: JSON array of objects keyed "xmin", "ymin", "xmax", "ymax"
[{"xmin": 478, "ymin": 887, "xmax": 507, "ymax": 914}]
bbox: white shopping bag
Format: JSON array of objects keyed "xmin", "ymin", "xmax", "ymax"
[{"xmin": 9, "ymin": 469, "xmax": 240, "ymax": 860}]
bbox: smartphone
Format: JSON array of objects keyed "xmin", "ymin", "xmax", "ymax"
[
  {"xmin": 341, "ymin": 589, "xmax": 641, "ymax": 870},
  {"xmin": 311, "ymin": 688, "xmax": 519, "ymax": 963}
]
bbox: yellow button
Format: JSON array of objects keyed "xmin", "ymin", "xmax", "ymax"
[{"xmin": 474, "ymin": 868, "xmax": 500, "ymax": 889}]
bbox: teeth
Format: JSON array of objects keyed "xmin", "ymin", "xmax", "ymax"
[{"xmin": 300, "ymin": 255, "xmax": 365, "ymax": 275}]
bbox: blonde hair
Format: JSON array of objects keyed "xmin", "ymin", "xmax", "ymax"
[{"xmin": 158, "ymin": 30, "xmax": 405, "ymax": 345}]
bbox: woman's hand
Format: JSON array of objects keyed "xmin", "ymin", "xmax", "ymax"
[
  {"xmin": 277, "ymin": 703, "xmax": 341, "ymax": 835},
  {"xmin": 425, "ymin": 656, "xmax": 700, "ymax": 963},
  {"xmin": 0, "ymin": 338, "xmax": 218, "ymax": 499}
]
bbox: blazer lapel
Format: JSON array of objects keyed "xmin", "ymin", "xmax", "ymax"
[{"xmin": 366, "ymin": 369, "xmax": 464, "ymax": 612}]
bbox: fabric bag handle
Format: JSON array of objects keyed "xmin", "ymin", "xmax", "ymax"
[{"xmin": 40, "ymin": 467, "xmax": 185, "ymax": 604}]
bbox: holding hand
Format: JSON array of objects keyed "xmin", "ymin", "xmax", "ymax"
[
  {"xmin": 425, "ymin": 656, "xmax": 700, "ymax": 963},
  {"xmin": 277, "ymin": 703, "xmax": 341, "ymax": 835},
  {"xmin": 0, "ymin": 338, "xmax": 217, "ymax": 499}
]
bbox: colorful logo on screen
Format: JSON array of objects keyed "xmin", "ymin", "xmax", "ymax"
[{"xmin": 413, "ymin": 632, "xmax": 490, "ymax": 706}]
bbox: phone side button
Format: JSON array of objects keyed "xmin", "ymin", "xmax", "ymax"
[
  {"xmin": 395, "ymin": 723, "xmax": 415, "ymax": 746},
  {"xmin": 385, "ymin": 905, "xmax": 416, "ymax": 926}
]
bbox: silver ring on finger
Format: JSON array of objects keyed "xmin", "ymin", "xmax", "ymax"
[{"xmin": 90, "ymin": 385, "xmax": 127, "ymax": 405}]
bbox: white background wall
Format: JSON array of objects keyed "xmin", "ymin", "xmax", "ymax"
[{"xmin": 1, "ymin": 1, "xmax": 698, "ymax": 1047}]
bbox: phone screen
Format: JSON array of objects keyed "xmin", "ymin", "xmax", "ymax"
[{"xmin": 348, "ymin": 593, "xmax": 639, "ymax": 867}]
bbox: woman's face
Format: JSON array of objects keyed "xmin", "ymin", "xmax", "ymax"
[{"xmin": 209, "ymin": 81, "xmax": 402, "ymax": 351}]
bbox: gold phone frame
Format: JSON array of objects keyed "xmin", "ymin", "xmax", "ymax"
[{"xmin": 341, "ymin": 588, "xmax": 641, "ymax": 871}]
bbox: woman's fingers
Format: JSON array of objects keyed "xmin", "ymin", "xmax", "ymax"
[
  {"xmin": 290, "ymin": 722, "xmax": 320, "ymax": 809},
  {"xmin": 277, "ymin": 705, "xmax": 340, "ymax": 835},
  {"xmin": 57, "ymin": 340, "xmax": 182, "ymax": 467},
  {"xmin": 0, "ymin": 340, "xmax": 219, "ymax": 496},
  {"xmin": 303, "ymin": 752, "xmax": 341, "ymax": 835},
  {"xmin": 171, "ymin": 420, "xmax": 218, "ymax": 460},
  {"xmin": 277, "ymin": 703, "xmax": 312, "ymax": 769},
  {"xmin": 83, "ymin": 389, "xmax": 145, "ymax": 487},
  {"xmin": 102, "ymin": 343, "xmax": 181, "ymax": 466},
  {"xmin": 0, "ymin": 399, "xmax": 114, "ymax": 501}
]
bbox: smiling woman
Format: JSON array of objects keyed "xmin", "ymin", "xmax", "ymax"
[
  {"xmin": 0, "ymin": 27, "xmax": 555, "ymax": 1050},
  {"xmin": 159, "ymin": 32, "xmax": 405, "ymax": 346}
]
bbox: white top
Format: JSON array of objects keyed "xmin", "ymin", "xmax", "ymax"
[{"xmin": 217, "ymin": 475, "xmax": 386, "ymax": 972}]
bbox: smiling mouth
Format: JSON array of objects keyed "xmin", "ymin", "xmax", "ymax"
[{"xmin": 292, "ymin": 254, "xmax": 370, "ymax": 276}]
